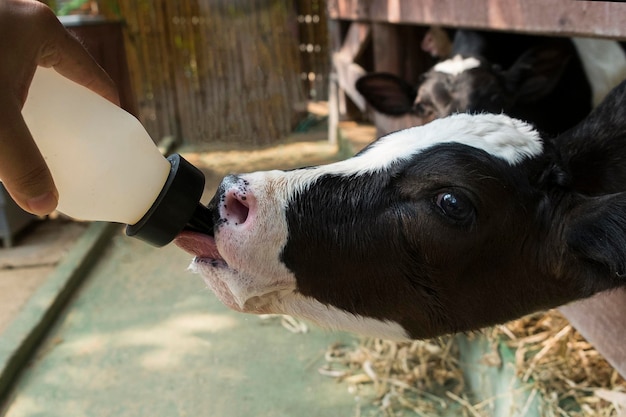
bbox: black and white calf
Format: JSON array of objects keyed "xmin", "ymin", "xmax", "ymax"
[
  {"xmin": 176, "ymin": 79, "xmax": 626, "ymax": 341},
  {"xmin": 356, "ymin": 30, "xmax": 626, "ymax": 136}
]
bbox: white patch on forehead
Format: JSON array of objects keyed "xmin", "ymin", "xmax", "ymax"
[
  {"xmin": 289, "ymin": 113, "xmax": 542, "ymax": 185},
  {"xmin": 434, "ymin": 54, "xmax": 481, "ymax": 75}
]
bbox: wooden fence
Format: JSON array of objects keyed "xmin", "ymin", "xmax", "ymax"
[{"xmin": 47, "ymin": 0, "xmax": 333, "ymax": 147}]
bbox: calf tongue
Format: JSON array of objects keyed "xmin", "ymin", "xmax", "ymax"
[{"xmin": 174, "ymin": 231, "xmax": 222, "ymax": 260}]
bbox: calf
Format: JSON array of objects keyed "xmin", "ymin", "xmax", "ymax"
[
  {"xmin": 356, "ymin": 30, "xmax": 626, "ymax": 136},
  {"xmin": 176, "ymin": 79, "xmax": 626, "ymax": 341}
]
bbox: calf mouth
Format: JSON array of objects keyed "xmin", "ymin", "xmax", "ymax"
[
  {"xmin": 174, "ymin": 230, "xmax": 227, "ymax": 268},
  {"xmin": 174, "ymin": 229, "xmax": 287, "ymax": 314},
  {"xmin": 175, "ymin": 230, "xmax": 245, "ymax": 311}
]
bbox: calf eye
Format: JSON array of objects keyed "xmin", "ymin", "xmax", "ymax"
[{"xmin": 434, "ymin": 191, "xmax": 475, "ymax": 224}]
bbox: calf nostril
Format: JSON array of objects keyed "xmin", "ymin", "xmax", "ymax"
[{"xmin": 224, "ymin": 191, "xmax": 250, "ymax": 226}]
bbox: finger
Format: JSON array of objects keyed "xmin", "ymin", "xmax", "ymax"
[
  {"xmin": 37, "ymin": 9, "xmax": 120, "ymax": 105},
  {"xmin": 52, "ymin": 32, "xmax": 120, "ymax": 105},
  {"xmin": 0, "ymin": 102, "xmax": 58, "ymax": 215}
]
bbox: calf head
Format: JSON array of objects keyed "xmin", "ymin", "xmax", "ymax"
[
  {"xmin": 176, "ymin": 80, "xmax": 626, "ymax": 340},
  {"xmin": 356, "ymin": 39, "xmax": 589, "ymax": 135}
]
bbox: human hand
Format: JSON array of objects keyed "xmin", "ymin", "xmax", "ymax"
[{"xmin": 0, "ymin": 0, "xmax": 119, "ymax": 215}]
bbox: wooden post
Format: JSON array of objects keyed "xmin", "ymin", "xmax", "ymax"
[
  {"xmin": 328, "ymin": 20, "xmax": 371, "ymax": 145},
  {"xmin": 327, "ymin": 18, "xmax": 342, "ymax": 146},
  {"xmin": 372, "ymin": 22, "xmax": 402, "ymax": 74}
]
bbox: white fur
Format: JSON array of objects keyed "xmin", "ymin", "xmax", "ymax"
[
  {"xmin": 287, "ymin": 114, "xmax": 541, "ymax": 196},
  {"xmin": 572, "ymin": 37, "xmax": 626, "ymax": 107},
  {"xmin": 434, "ymin": 55, "xmax": 481, "ymax": 75},
  {"xmin": 191, "ymin": 254, "xmax": 410, "ymax": 340},
  {"xmin": 280, "ymin": 295, "xmax": 410, "ymax": 340}
]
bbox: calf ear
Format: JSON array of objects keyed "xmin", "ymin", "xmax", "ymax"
[
  {"xmin": 504, "ymin": 40, "xmax": 574, "ymax": 103},
  {"xmin": 554, "ymin": 79, "xmax": 626, "ymax": 196},
  {"xmin": 356, "ymin": 73, "xmax": 417, "ymax": 115},
  {"xmin": 558, "ymin": 81, "xmax": 626, "ymax": 288},
  {"xmin": 566, "ymin": 193, "xmax": 626, "ymax": 283}
]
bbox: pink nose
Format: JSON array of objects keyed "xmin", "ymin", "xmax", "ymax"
[{"xmin": 219, "ymin": 176, "xmax": 254, "ymax": 228}]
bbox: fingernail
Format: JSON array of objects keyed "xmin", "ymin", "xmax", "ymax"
[{"xmin": 27, "ymin": 191, "xmax": 58, "ymax": 215}]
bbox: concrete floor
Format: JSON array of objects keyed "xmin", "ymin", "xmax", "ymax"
[
  {"xmin": 0, "ymin": 219, "xmax": 87, "ymax": 335},
  {"xmin": 1, "ymin": 229, "xmax": 367, "ymax": 417}
]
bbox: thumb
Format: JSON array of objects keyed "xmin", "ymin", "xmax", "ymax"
[
  {"xmin": 0, "ymin": 106, "xmax": 58, "ymax": 216},
  {"xmin": 4, "ymin": 162, "xmax": 59, "ymax": 217}
]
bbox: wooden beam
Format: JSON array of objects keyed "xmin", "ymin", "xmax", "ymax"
[
  {"xmin": 559, "ymin": 289, "xmax": 626, "ymax": 379},
  {"xmin": 372, "ymin": 23, "xmax": 403, "ymax": 74},
  {"xmin": 327, "ymin": 0, "xmax": 626, "ymax": 40}
]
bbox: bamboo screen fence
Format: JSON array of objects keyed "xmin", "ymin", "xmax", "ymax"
[
  {"xmin": 121, "ymin": 0, "xmax": 307, "ymax": 147},
  {"xmin": 295, "ymin": 0, "xmax": 329, "ymax": 101},
  {"xmin": 48, "ymin": 0, "xmax": 330, "ymax": 147}
]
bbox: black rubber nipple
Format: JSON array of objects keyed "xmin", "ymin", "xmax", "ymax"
[{"xmin": 126, "ymin": 153, "xmax": 213, "ymax": 247}]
